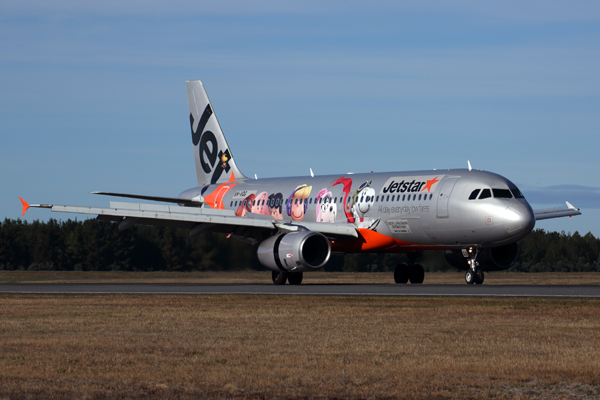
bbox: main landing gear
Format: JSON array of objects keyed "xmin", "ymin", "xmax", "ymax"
[
  {"xmin": 394, "ymin": 252, "xmax": 424, "ymax": 284},
  {"xmin": 463, "ymin": 247, "xmax": 484, "ymax": 285},
  {"xmin": 272, "ymin": 270, "xmax": 303, "ymax": 285}
]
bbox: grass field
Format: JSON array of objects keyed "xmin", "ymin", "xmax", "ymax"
[
  {"xmin": 2, "ymin": 270, "xmax": 600, "ymax": 285},
  {"xmin": 1, "ymin": 294, "xmax": 599, "ymax": 399}
]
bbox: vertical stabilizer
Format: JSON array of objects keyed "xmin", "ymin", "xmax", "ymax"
[{"xmin": 186, "ymin": 80, "xmax": 248, "ymax": 187}]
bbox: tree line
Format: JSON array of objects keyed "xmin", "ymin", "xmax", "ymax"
[{"xmin": 1, "ymin": 218, "xmax": 599, "ymax": 272}]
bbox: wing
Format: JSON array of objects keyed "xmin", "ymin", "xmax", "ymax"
[
  {"xmin": 22, "ymin": 199, "xmax": 358, "ymax": 239},
  {"xmin": 533, "ymin": 201, "xmax": 581, "ymax": 221}
]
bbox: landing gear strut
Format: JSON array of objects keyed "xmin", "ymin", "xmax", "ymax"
[
  {"xmin": 463, "ymin": 247, "xmax": 484, "ymax": 285},
  {"xmin": 394, "ymin": 252, "xmax": 424, "ymax": 284}
]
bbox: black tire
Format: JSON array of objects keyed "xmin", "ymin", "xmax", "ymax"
[
  {"xmin": 272, "ymin": 270, "xmax": 288, "ymax": 285},
  {"xmin": 288, "ymin": 272, "xmax": 303, "ymax": 285},
  {"xmin": 465, "ymin": 270, "xmax": 476, "ymax": 284},
  {"xmin": 409, "ymin": 264, "xmax": 425, "ymax": 284},
  {"xmin": 394, "ymin": 263, "xmax": 410, "ymax": 284},
  {"xmin": 475, "ymin": 270, "xmax": 485, "ymax": 285}
]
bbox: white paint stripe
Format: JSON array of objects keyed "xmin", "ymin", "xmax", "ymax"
[{"xmin": 1, "ymin": 290, "xmax": 599, "ymax": 298}]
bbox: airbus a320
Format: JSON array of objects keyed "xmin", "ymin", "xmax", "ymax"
[{"xmin": 21, "ymin": 80, "xmax": 581, "ymax": 285}]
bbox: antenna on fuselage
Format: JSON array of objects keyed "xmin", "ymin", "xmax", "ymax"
[
  {"xmin": 468, "ymin": 160, "xmax": 472, "ymax": 171},
  {"xmin": 310, "ymin": 168, "xmax": 314, "ymax": 178},
  {"xmin": 254, "ymin": 174, "xmax": 258, "ymax": 180}
]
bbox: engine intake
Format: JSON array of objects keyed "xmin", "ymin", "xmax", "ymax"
[
  {"xmin": 257, "ymin": 231, "xmax": 331, "ymax": 272},
  {"xmin": 478, "ymin": 242, "xmax": 519, "ymax": 271}
]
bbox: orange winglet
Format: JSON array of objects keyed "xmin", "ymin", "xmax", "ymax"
[{"xmin": 19, "ymin": 197, "xmax": 30, "ymax": 216}]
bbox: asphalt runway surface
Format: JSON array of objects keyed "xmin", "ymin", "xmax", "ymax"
[{"xmin": 1, "ymin": 283, "xmax": 600, "ymax": 297}]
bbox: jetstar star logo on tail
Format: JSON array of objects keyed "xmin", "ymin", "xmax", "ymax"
[{"xmin": 380, "ymin": 175, "xmax": 444, "ymax": 195}]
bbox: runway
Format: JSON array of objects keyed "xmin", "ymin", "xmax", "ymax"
[{"xmin": 1, "ymin": 283, "xmax": 600, "ymax": 297}]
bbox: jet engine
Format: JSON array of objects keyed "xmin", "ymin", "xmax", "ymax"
[
  {"xmin": 445, "ymin": 242, "xmax": 519, "ymax": 271},
  {"xmin": 257, "ymin": 231, "xmax": 331, "ymax": 272}
]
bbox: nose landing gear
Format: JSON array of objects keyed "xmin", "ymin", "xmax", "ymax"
[{"xmin": 463, "ymin": 247, "xmax": 484, "ymax": 285}]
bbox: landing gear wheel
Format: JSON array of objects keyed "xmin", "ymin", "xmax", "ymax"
[
  {"xmin": 288, "ymin": 272, "xmax": 303, "ymax": 285},
  {"xmin": 272, "ymin": 270, "xmax": 288, "ymax": 285},
  {"xmin": 409, "ymin": 264, "xmax": 425, "ymax": 284},
  {"xmin": 475, "ymin": 270, "xmax": 485, "ymax": 285},
  {"xmin": 394, "ymin": 263, "xmax": 410, "ymax": 284},
  {"xmin": 465, "ymin": 270, "xmax": 476, "ymax": 285}
]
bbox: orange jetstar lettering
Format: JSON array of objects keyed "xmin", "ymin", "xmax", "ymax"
[{"xmin": 420, "ymin": 176, "xmax": 440, "ymax": 193}]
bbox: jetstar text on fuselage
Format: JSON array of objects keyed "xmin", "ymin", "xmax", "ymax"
[{"xmin": 380, "ymin": 176, "xmax": 443, "ymax": 194}]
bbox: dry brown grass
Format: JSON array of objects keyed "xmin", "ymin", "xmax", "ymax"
[
  {"xmin": 2, "ymin": 270, "xmax": 600, "ymax": 285},
  {"xmin": 1, "ymin": 295, "xmax": 599, "ymax": 399}
]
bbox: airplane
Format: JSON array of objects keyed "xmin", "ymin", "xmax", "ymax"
[{"xmin": 20, "ymin": 80, "xmax": 581, "ymax": 285}]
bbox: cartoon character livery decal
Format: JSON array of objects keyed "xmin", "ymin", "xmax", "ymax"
[
  {"xmin": 351, "ymin": 181, "xmax": 380, "ymax": 230},
  {"xmin": 286, "ymin": 185, "xmax": 312, "ymax": 221},
  {"xmin": 268, "ymin": 193, "xmax": 284, "ymax": 220},
  {"xmin": 330, "ymin": 176, "xmax": 354, "ymax": 223},
  {"xmin": 316, "ymin": 188, "xmax": 337, "ymax": 223}
]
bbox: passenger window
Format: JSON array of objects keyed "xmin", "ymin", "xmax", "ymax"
[
  {"xmin": 418, "ymin": 194, "xmax": 421, "ymax": 201},
  {"xmin": 469, "ymin": 189, "xmax": 480, "ymax": 200},
  {"xmin": 402, "ymin": 195, "xmax": 405, "ymax": 201},
  {"xmin": 391, "ymin": 195, "xmax": 395, "ymax": 201},
  {"xmin": 479, "ymin": 189, "xmax": 492, "ymax": 199},
  {"xmin": 386, "ymin": 195, "xmax": 389, "ymax": 201},
  {"xmin": 429, "ymin": 194, "xmax": 433, "ymax": 200},
  {"xmin": 493, "ymin": 189, "xmax": 512, "ymax": 199}
]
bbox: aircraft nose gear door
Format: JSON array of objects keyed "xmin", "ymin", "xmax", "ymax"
[{"xmin": 436, "ymin": 177, "xmax": 459, "ymax": 218}]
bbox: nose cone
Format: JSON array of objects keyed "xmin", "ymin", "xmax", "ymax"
[{"xmin": 503, "ymin": 203, "xmax": 535, "ymax": 238}]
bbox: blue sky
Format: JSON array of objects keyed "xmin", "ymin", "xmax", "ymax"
[{"xmin": 2, "ymin": 1, "xmax": 599, "ymax": 236}]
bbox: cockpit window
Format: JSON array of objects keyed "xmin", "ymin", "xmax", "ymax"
[
  {"xmin": 492, "ymin": 189, "xmax": 513, "ymax": 199},
  {"xmin": 510, "ymin": 186, "xmax": 524, "ymax": 199},
  {"xmin": 479, "ymin": 189, "xmax": 492, "ymax": 199},
  {"xmin": 469, "ymin": 189, "xmax": 480, "ymax": 200}
]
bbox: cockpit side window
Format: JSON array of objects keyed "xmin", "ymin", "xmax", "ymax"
[
  {"xmin": 492, "ymin": 189, "xmax": 513, "ymax": 199},
  {"xmin": 469, "ymin": 189, "xmax": 480, "ymax": 200},
  {"xmin": 479, "ymin": 189, "xmax": 492, "ymax": 199},
  {"xmin": 509, "ymin": 186, "xmax": 525, "ymax": 199}
]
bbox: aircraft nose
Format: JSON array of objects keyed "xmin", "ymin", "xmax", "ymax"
[{"xmin": 503, "ymin": 204, "xmax": 535, "ymax": 236}]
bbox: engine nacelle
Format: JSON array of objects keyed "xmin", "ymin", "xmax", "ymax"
[
  {"xmin": 445, "ymin": 242, "xmax": 519, "ymax": 271},
  {"xmin": 257, "ymin": 231, "xmax": 331, "ymax": 272},
  {"xmin": 478, "ymin": 242, "xmax": 519, "ymax": 271}
]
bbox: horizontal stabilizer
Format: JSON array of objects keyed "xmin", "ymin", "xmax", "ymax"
[{"xmin": 92, "ymin": 192, "xmax": 203, "ymax": 206}]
